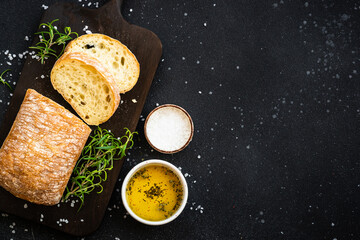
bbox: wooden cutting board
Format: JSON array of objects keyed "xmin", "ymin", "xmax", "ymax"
[{"xmin": 0, "ymin": 0, "xmax": 162, "ymax": 236}]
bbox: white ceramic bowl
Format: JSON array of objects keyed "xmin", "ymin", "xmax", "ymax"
[{"xmin": 121, "ymin": 159, "xmax": 188, "ymax": 225}]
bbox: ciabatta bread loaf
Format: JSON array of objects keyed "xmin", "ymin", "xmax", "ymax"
[
  {"xmin": 51, "ymin": 52, "xmax": 121, "ymax": 125},
  {"xmin": 0, "ymin": 89, "xmax": 91, "ymax": 205},
  {"xmin": 64, "ymin": 33, "xmax": 140, "ymax": 93}
]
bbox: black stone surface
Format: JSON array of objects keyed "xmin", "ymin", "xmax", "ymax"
[{"xmin": 0, "ymin": 0, "xmax": 359, "ymax": 239}]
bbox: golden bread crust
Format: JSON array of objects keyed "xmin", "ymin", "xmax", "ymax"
[{"xmin": 0, "ymin": 89, "xmax": 91, "ymax": 205}]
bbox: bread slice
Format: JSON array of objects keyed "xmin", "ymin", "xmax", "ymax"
[
  {"xmin": 51, "ymin": 52, "xmax": 120, "ymax": 125},
  {"xmin": 64, "ymin": 34, "xmax": 140, "ymax": 93}
]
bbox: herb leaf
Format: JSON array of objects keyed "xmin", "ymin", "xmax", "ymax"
[
  {"xmin": 29, "ymin": 19, "xmax": 78, "ymax": 64},
  {"xmin": 63, "ymin": 127, "xmax": 137, "ymax": 210},
  {"xmin": 0, "ymin": 69, "xmax": 13, "ymax": 90}
]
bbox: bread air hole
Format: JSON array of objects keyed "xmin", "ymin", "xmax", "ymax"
[
  {"xmin": 92, "ymin": 49, "xmax": 97, "ymax": 54},
  {"xmin": 84, "ymin": 44, "xmax": 95, "ymax": 49},
  {"xmin": 113, "ymin": 61, "xmax": 119, "ymax": 69},
  {"xmin": 80, "ymin": 101, "xmax": 86, "ymax": 105},
  {"xmin": 99, "ymin": 43, "xmax": 104, "ymax": 49},
  {"xmin": 104, "ymin": 106, "xmax": 108, "ymax": 110},
  {"xmin": 103, "ymin": 85, "xmax": 109, "ymax": 93},
  {"xmin": 85, "ymin": 115, "xmax": 89, "ymax": 119},
  {"xmin": 121, "ymin": 57, "xmax": 125, "ymax": 66},
  {"xmin": 106, "ymin": 95, "xmax": 111, "ymax": 102},
  {"xmin": 80, "ymin": 94, "xmax": 85, "ymax": 100}
]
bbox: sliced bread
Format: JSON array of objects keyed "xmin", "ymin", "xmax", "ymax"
[
  {"xmin": 50, "ymin": 52, "xmax": 120, "ymax": 125},
  {"xmin": 64, "ymin": 33, "xmax": 140, "ymax": 93}
]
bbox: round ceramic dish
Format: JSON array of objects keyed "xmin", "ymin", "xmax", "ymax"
[
  {"xmin": 121, "ymin": 159, "xmax": 188, "ymax": 225},
  {"xmin": 144, "ymin": 104, "xmax": 194, "ymax": 154}
]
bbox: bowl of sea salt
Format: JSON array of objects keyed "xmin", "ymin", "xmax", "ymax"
[{"xmin": 144, "ymin": 104, "xmax": 194, "ymax": 154}]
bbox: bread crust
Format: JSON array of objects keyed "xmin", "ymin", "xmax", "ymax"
[
  {"xmin": 0, "ymin": 89, "xmax": 91, "ymax": 205},
  {"xmin": 64, "ymin": 33, "xmax": 140, "ymax": 93},
  {"xmin": 51, "ymin": 52, "xmax": 121, "ymax": 125}
]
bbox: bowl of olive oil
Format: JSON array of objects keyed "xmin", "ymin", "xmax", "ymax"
[{"xmin": 121, "ymin": 159, "xmax": 188, "ymax": 225}]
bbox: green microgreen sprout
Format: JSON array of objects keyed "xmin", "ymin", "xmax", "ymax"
[
  {"xmin": 29, "ymin": 19, "xmax": 78, "ymax": 64},
  {"xmin": 0, "ymin": 69, "xmax": 13, "ymax": 90},
  {"xmin": 63, "ymin": 127, "xmax": 137, "ymax": 211}
]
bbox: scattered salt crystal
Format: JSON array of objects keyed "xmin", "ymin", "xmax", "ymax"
[
  {"xmin": 85, "ymin": 30, "xmax": 92, "ymax": 34},
  {"xmin": 41, "ymin": 4, "xmax": 48, "ymax": 10},
  {"xmin": 24, "ymin": 204, "xmax": 28, "ymax": 208},
  {"xmin": 132, "ymin": 99, "xmax": 137, "ymax": 103}
]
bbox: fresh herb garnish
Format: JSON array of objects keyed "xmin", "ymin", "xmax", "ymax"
[
  {"xmin": 0, "ymin": 69, "xmax": 12, "ymax": 90},
  {"xmin": 29, "ymin": 19, "xmax": 78, "ymax": 64},
  {"xmin": 63, "ymin": 127, "xmax": 137, "ymax": 210}
]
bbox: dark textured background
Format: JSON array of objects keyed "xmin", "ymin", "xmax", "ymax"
[{"xmin": 0, "ymin": 0, "xmax": 359, "ymax": 239}]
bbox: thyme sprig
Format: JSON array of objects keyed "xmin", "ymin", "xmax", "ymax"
[
  {"xmin": 0, "ymin": 69, "xmax": 12, "ymax": 90},
  {"xmin": 63, "ymin": 127, "xmax": 137, "ymax": 210},
  {"xmin": 29, "ymin": 19, "xmax": 78, "ymax": 64}
]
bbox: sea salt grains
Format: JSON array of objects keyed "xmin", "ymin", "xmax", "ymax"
[{"xmin": 145, "ymin": 105, "xmax": 193, "ymax": 153}]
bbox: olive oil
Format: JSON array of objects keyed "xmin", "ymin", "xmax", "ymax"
[{"xmin": 126, "ymin": 165, "xmax": 183, "ymax": 221}]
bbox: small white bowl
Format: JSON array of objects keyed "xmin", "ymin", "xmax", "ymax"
[{"xmin": 121, "ymin": 159, "xmax": 188, "ymax": 225}]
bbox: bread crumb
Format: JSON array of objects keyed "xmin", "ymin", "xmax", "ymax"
[{"xmin": 132, "ymin": 99, "xmax": 137, "ymax": 103}]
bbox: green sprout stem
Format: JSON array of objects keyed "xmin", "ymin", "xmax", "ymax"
[
  {"xmin": 29, "ymin": 19, "xmax": 78, "ymax": 64},
  {"xmin": 63, "ymin": 127, "xmax": 137, "ymax": 211},
  {"xmin": 0, "ymin": 69, "xmax": 13, "ymax": 90}
]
